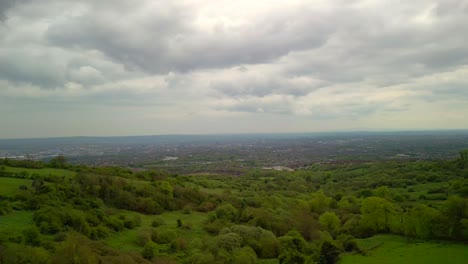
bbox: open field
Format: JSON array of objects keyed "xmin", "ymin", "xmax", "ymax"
[
  {"xmin": 0, "ymin": 211, "xmax": 34, "ymax": 240},
  {"xmin": 0, "ymin": 177, "xmax": 32, "ymax": 196},
  {"xmin": 340, "ymin": 235, "xmax": 468, "ymax": 264}
]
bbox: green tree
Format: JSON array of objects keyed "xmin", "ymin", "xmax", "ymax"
[
  {"xmin": 459, "ymin": 149, "xmax": 468, "ymax": 161},
  {"xmin": 217, "ymin": 233, "xmax": 242, "ymax": 251},
  {"xmin": 403, "ymin": 204, "xmax": 441, "ymax": 239},
  {"xmin": 374, "ymin": 186, "xmax": 391, "ymax": 199},
  {"xmin": 442, "ymin": 196, "xmax": 468, "ymax": 239},
  {"xmin": 310, "ymin": 190, "xmax": 332, "ymax": 214},
  {"xmin": 278, "ymin": 232, "xmax": 308, "ymax": 264},
  {"xmin": 231, "ymin": 246, "xmax": 258, "ymax": 264},
  {"xmin": 360, "ymin": 197, "xmax": 394, "ymax": 233},
  {"xmin": 318, "ymin": 241, "xmax": 340, "ymax": 264},
  {"xmin": 49, "ymin": 155, "xmax": 67, "ymax": 168},
  {"xmin": 216, "ymin": 203, "xmax": 238, "ymax": 222},
  {"xmin": 319, "ymin": 212, "xmax": 340, "ymax": 236}
]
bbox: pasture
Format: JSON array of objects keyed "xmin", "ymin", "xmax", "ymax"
[
  {"xmin": 0, "ymin": 177, "xmax": 32, "ymax": 196},
  {"xmin": 340, "ymin": 235, "xmax": 468, "ymax": 264}
]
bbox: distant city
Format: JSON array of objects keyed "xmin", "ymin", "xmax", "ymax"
[{"xmin": 1, "ymin": 131, "xmax": 468, "ymax": 174}]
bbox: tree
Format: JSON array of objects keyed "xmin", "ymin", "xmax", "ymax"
[
  {"xmin": 318, "ymin": 241, "xmax": 340, "ymax": 264},
  {"xmin": 230, "ymin": 246, "xmax": 257, "ymax": 264},
  {"xmin": 216, "ymin": 203, "xmax": 238, "ymax": 222},
  {"xmin": 278, "ymin": 232, "xmax": 308, "ymax": 264},
  {"xmin": 49, "ymin": 155, "xmax": 67, "ymax": 168},
  {"xmin": 374, "ymin": 186, "xmax": 391, "ymax": 199},
  {"xmin": 360, "ymin": 197, "xmax": 394, "ymax": 233},
  {"xmin": 217, "ymin": 233, "xmax": 242, "ymax": 251},
  {"xmin": 442, "ymin": 196, "xmax": 468, "ymax": 239},
  {"xmin": 403, "ymin": 204, "xmax": 441, "ymax": 239},
  {"xmin": 319, "ymin": 212, "xmax": 340, "ymax": 236},
  {"xmin": 310, "ymin": 190, "xmax": 332, "ymax": 214},
  {"xmin": 459, "ymin": 149, "xmax": 468, "ymax": 161}
]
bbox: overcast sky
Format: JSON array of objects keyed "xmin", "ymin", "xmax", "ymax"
[{"xmin": 1, "ymin": 0, "xmax": 468, "ymax": 138}]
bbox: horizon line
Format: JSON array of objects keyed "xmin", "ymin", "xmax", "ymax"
[{"xmin": 1, "ymin": 128, "xmax": 468, "ymax": 141}]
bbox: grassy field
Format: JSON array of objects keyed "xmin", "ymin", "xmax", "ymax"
[
  {"xmin": 3, "ymin": 166, "xmax": 76, "ymax": 179},
  {"xmin": 0, "ymin": 177, "xmax": 32, "ymax": 196},
  {"xmin": 340, "ymin": 235, "xmax": 468, "ymax": 264},
  {"xmin": 105, "ymin": 210, "xmax": 209, "ymax": 253},
  {"xmin": 0, "ymin": 211, "xmax": 34, "ymax": 240}
]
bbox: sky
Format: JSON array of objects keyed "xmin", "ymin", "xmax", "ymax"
[{"xmin": 1, "ymin": 0, "xmax": 468, "ymax": 138}]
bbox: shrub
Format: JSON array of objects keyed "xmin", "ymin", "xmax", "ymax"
[
  {"xmin": 155, "ymin": 230, "xmax": 177, "ymax": 244},
  {"xmin": 170, "ymin": 238, "xmax": 188, "ymax": 252},
  {"xmin": 142, "ymin": 241, "xmax": 157, "ymax": 260},
  {"xmin": 23, "ymin": 226, "xmax": 41, "ymax": 246},
  {"xmin": 137, "ymin": 229, "xmax": 152, "ymax": 247},
  {"xmin": 151, "ymin": 216, "xmax": 166, "ymax": 227},
  {"xmin": 217, "ymin": 233, "xmax": 242, "ymax": 251},
  {"xmin": 231, "ymin": 246, "xmax": 257, "ymax": 264},
  {"xmin": 215, "ymin": 203, "xmax": 238, "ymax": 222}
]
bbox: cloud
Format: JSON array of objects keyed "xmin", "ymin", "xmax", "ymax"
[
  {"xmin": 0, "ymin": 0, "xmax": 19, "ymax": 20},
  {"xmin": 0, "ymin": 0, "xmax": 468, "ymax": 137},
  {"xmin": 43, "ymin": 0, "xmax": 334, "ymax": 74}
]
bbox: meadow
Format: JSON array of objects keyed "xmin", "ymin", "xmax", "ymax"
[
  {"xmin": 340, "ymin": 235, "xmax": 468, "ymax": 264},
  {"xmin": 0, "ymin": 177, "xmax": 32, "ymax": 196}
]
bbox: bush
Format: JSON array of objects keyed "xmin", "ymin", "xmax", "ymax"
[
  {"xmin": 231, "ymin": 246, "xmax": 257, "ymax": 264},
  {"xmin": 89, "ymin": 225, "xmax": 110, "ymax": 240},
  {"xmin": 182, "ymin": 204, "xmax": 193, "ymax": 214},
  {"xmin": 343, "ymin": 239, "xmax": 360, "ymax": 253},
  {"xmin": 170, "ymin": 238, "xmax": 188, "ymax": 252},
  {"xmin": 189, "ymin": 252, "xmax": 216, "ymax": 264},
  {"xmin": 124, "ymin": 215, "xmax": 141, "ymax": 229},
  {"xmin": 142, "ymin": 241, "xmax": 158, "ymax": 260},
  {"xmin": 217, "ymin": 233, "xmax": 242, "ymax": 251},
  {"xmin": 23, "ymin": 226, "xmax": 41, "ymax": 246},
  {"xmin": 203, "ymin": 219, "xmax": 226, "ymax": 235},
  {"xmin": 151, "ymin": 216, "xmax": 166, "ymax": 227},
  {"xmin": 215, "ymin": 203, "xmax": 238, "ymax": 222},
  {"xmin": 106, "ymin": 217, "xmax": 125, "ymax": 231},
  {"xmin": 137, "ymin": 229, "xmax": 152, "ymax": 247},
  {"xmin": 154, "ymin": 230, "xmax": 177, "ymax": 244}
]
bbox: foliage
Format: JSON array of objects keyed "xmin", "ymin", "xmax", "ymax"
[{"xmin": 0, "ymin": 156, "xmax": 467, "ymax": 263}]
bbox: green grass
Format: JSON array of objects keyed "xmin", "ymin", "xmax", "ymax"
[
  {"xmin": 340, "ymin": 235, "xmax": 468, "ymax": 264},
  {"xmin": 105, "ymin": 210, "xmax": 209, "ymax": 253},
  {"xmin": 0, "ymin": 211, "xmax": 34, "ymax": 240},
  {"xmin": 3, "ymin": 166, "xmax": 76, "ymax": 179},
  {"xmin": 0, "ymin": 177, "xmax": 32, "ymax": 196}
]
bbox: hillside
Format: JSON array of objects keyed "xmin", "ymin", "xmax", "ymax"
[{"xmin": 0, "ymin": 155, "xmax": 467, "ymax": 263}]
